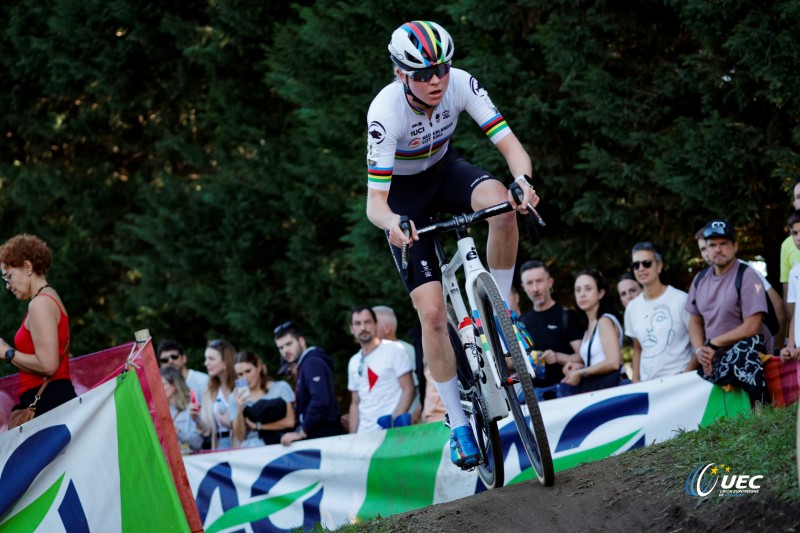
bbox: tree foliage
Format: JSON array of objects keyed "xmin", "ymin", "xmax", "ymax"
[{"xmin": 0, "ymin": 0, "xmax": 798, "ymax": 380}]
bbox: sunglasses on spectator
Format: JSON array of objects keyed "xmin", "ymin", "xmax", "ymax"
[
  {"xmin": 406, "ymin": 62, "xmax": 451, "ymax": 82},
  {"xmin": 358, "ymin": 355, "xmax": 366, "ymax": 377},
  {"xmin": 160, "ymin": 353, "xmax": 181, "ymax": 364},
  {"xmin": 631, "ymin": 260, "xmax": 654, "ymax": 270}
]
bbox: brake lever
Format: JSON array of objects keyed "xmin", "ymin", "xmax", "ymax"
[
  {"xmin": 508, "ymin": 182, "xmax": 542, "ymax": 246},
  {"xmin": 399, "ymin": 216, "xmax": 411, "ymax": 271},
  {"xmin": 509, "ymin": 181, "xmax": 546, "ymax": 227}
]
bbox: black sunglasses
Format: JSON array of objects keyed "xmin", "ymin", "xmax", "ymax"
[
  {"xmin": 159, "ymin": 353, "xmax": 181, "ymax": 363},
  {"xmin": 631, "ymin": 260, "xmax": 654, "ymax": 271},
  {"xmin": 357, "ymin": 355, "xmax": 366, "ymax": 377},
  {"xmin": 408, "ymin": 62, "xmax": 451, "ymax": 82}
]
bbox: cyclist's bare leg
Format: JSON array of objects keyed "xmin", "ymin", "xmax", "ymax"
[
  {"xmin": 472, "ymin": 180, "xmax": 519, "ymax": 299},
  {"xmin": 410, "ymin": 282, "xmax": 468, "ymax": 428}
]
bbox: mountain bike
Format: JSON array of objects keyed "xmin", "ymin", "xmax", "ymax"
[{"xmin": 399, "ymin": 183, "xmax": 555, "ymax": 488}]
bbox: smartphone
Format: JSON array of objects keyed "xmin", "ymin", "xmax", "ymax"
[
  {"xmin": 189, "ymin": 389, "xmax": 198, "ymax": 405},
  {"xmin": 235, "ymin": 378, "xmax": 250, "ymax": 400}
]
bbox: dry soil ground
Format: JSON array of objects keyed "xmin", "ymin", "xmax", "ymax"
[{"xmin": 378, "ymin": 450, "xmax": 800, "ymax": 532}]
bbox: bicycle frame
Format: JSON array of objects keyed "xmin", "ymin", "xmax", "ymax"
[{"xmin": 436, "ymin": 233, "xmax": 510, "ymax": 422}]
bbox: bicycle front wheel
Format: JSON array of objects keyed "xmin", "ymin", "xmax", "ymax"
[{"xmin": 475, "ymin": 272, "xmax": 555, "ymax": 487}]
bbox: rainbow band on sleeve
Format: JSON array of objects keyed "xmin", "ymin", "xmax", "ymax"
[
  {"xmin": 481, "ymin": 114, "xmax": 509, "ymax": 140},
  {"xmin": 368, "ymin": 167, "xmax": 393, "ymax": 186}
]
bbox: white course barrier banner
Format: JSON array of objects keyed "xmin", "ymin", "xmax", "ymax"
[
  {"xmin": 184, "ymin": 373, "xmax": 749, "ymax": 532},
  {"xmin": 0, "ymin": 373, "xmax": 188, "ymax": 532}
]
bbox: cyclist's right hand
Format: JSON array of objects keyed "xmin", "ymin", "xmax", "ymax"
[{"xmin": 388, "ymin": 214, "xmax": 418, "ymax": 248}]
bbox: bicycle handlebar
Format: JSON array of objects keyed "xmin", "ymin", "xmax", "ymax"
[{"xmin": 398, "ymin": 182, "xmax": 543, "ymax": 283}]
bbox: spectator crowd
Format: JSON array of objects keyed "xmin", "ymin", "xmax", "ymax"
[
  {"xmin": 6, "ymin": 201, "xmax": 795, "ymax": 444},
  {"xmin": 145, "ymin": 181, "xmax": 800, "ymax": 452}
]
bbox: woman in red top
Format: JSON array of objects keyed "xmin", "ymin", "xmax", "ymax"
[{"xmin": 0, "ymin": 234, "xmax": 75, "ymax": 418}]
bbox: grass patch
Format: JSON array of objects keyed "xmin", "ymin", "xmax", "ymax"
[{"xmin": 622, "ymin": 402, "xmax": 799, "ymax": 503}]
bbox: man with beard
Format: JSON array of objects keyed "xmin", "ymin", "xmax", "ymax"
[
  {"xmin": 686, "ymin": 220, "xmax": 769, "ymax": 404},
  {"xmin": 273, "ymin": 322, "xmax": 343, "ymax": 445},
  {"xmin": 518, "ymin": 260, "xmax": 583, "ymax": 396},
  {"xmin": 347, "ymin": 306, "xmax": 415, "ymax": 433}
]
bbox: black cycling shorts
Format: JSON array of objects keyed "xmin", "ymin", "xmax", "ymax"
[{"xmin": 385, "ymin": 148, "xmax": 500, "ymax": 293}]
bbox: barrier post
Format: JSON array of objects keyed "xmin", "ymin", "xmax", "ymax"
[{"xmin": 135, "ymin": 330, "xmax": 204, "ymax": 533}]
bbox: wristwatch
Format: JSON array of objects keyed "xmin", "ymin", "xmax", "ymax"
[
  {"xmin": 704, "ymin": 339, "xmax": 720, "ymax": 351},
  {"xmin": 5, "ymin": 348, "xmax": 15, "ymax": 363}
]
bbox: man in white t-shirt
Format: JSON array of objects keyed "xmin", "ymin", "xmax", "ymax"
[
  {"xmin": 157, "ymin": 339, "xmax": 209, "ymax": 405},
  {"xmin": 624, "ymin": 242, "xmax": 693, "ymax": 381},
  {"xmin": 347, "ymin": 306, "xmax": 415, "ymax": 433},
  {"xmin": 373, "ymin": 305, "xmax": 420, "ymax": 418}
]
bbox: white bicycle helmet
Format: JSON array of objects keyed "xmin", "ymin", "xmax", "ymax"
[{"xmin": 388, "ymin": 21, "xmax": 455, "ymax": 71}]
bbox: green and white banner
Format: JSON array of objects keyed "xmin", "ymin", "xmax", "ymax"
[
  {"xmin": 184, "ymin": 372, "xmax": 750, "ymax": 531},
  {"xmin": 0, "ymin": 372, "xmax": 189, "ymax": 532}
]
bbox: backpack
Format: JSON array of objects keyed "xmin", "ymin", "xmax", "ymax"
[{"xmin": 692, "ymin": 262, "xmax": 780, "ymax": 336}]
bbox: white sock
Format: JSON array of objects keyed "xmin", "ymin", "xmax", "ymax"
[
  {"xmin": 490, "ymin": 267, "xmax": 515, "ymax": 304},
  {"xmin": 434, "ymin": 377, "xmax": 468, "ymax": 428}
]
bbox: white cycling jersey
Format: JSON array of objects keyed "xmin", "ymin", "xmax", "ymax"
[{"xmin": 366, "ymin": 68, "xmax": 512, "ymax": 190}]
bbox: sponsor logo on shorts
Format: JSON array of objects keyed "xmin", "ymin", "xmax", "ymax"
[
  {"xmin": 420, "ymin": 260, "xmax": 433, "ymax": 278},
  {"xmin": 470, "ymin": 175, "xmax": 490, "ymax": 188}
]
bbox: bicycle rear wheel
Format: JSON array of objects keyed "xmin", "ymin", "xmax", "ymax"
[
  {"xmin": 475, "ymin": 272, "xmax": 555, "ymax": 487},
  {"xmin": 448, "ymin": 318, "xmax": 504, "ymax": 489}
]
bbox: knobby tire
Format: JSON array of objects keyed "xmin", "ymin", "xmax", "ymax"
[{"xmin": 475, "ymin": 272, "xmax": 555, "ymax": 487}]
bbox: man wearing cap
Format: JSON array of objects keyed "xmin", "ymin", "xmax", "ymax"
[
  {"xmin": 274, "ymin": 322, "xmax": 343, "ymax": 445},
  {"xmin": 685, "ymin": 220, "xmax": 769, "ymax": 403}
]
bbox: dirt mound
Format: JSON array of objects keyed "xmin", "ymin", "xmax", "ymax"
[{"xmin": 379, "ymin": 452, "xmax": 800, "ymax": 532}]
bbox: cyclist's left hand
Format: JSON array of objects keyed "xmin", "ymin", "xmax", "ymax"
[{"xmin": 509, "ymin": 176, "xmax": 540, "ymax": 214}]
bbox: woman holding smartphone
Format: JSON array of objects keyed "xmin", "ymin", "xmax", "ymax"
[{"xmin": 232, "ymin": 350, "xmax": 295, "ymax": 447}]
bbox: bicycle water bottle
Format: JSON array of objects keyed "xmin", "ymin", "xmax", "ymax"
[{"xmin": 458, "ymin": 317, "xmax": 481, "ymax": 374}]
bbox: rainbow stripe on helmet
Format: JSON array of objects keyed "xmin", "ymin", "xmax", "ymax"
[{"xmin": 403, "ymin": 21, "xmax": 447, "ymax": 66}]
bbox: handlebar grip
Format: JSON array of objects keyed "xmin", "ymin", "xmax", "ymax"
[
  {"xmin": 509, "ymin": 182, "xmax": 525, "ymax": 205},
  {"xmin": 398, "ymin": 216, "xmax": 411, "ymax": 271}
]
